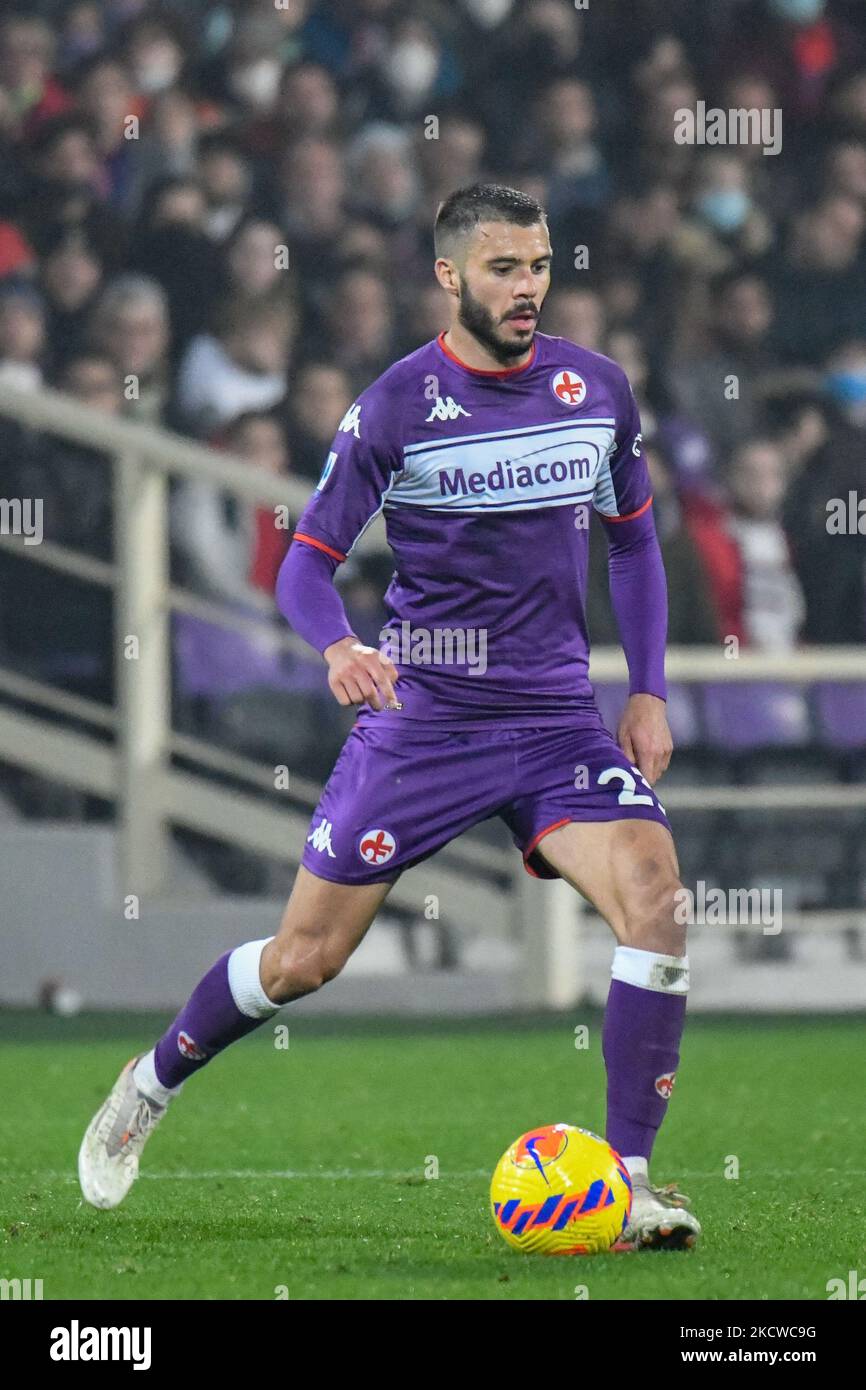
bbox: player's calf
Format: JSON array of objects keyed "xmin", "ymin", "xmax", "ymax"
[
  {"xmin": 78, "ymin": 871, "xmax": 392, "ymax": 1207},
  {"xmin": 614, "ymin": 869, "xmax": 687, "ymax": 957},
  {"xmin": 261, "ymin": 870, "xmax": 391, "ymax": 1003},
  {"xmin": 260, "ymin": 934, "xmax": 346, "ymax": 1002}
]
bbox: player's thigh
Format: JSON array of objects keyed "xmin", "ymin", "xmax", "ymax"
[
  {"xmin": 262, "ymin": 866, "xmax": 392, "ymax": 993},
  {"xmin": 537, "ymin": 818, "xmax": 684, "ymax": 953},
  {"xmin": 303, "ymin": 714, "xmax": 515, "ymax": 883}
]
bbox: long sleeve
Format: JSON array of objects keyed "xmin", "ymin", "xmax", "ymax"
[
  {"xmin": 593, "ymin": 373, "xmax": 667, "ymax": 699},
  {"xmin": 275, "ymin": 538, "xmax": 355, "ymax": 656},
  {"xmin": 601, "ymin": 506, "xmax": 668, "ymax": 700},
  {"xmin": 275, "ymin": 375, "xmax": 404, "ymax": 656}
]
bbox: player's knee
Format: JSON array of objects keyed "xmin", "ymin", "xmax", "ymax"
[
  {"xmin": 619, "ymin": 873, "xmax": 686, "ymax": 955},
  {"xmin": 267, "ymin": 943, "xmax": 346, "ymax": 1002}
]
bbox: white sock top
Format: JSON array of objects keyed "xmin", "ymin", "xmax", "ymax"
[
  {"xmin": 227, "ymin": 936, "xmax": 280, "ymax": 1018},
  {"xmin": 611, "ymin": 945, "xmax": 689, "ymax": 994}
]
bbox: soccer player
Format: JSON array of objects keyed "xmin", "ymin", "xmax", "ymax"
[{"xmin": 79, "ymin": 185, "xmax": 700, "ymax": 1251}]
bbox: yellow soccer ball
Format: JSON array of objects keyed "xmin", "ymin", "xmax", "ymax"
[{"xmin": 490, "ymin": 1123, "xmax": 632, "ymax": 1254}]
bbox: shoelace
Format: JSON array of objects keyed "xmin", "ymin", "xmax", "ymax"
[
  {"xmin": 116, "ymin": 1097, "xmax": 161, "ymax": 1156},
  {"xmin": 645, "ymin": 1181, "xmax": 691, "ymax": 1209}
]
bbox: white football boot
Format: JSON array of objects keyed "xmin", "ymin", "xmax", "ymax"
[
  {"xmin": 613, "ymin": 1177, "xmax": 701, "ymax": 1251},
  {"xmin": 78, "ymin": 1056, "xmax": 170, "ymax": 1209}
]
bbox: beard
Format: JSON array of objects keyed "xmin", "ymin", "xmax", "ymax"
[{"xmin": 457, "ymin": 279, "xmax": 537, "ymax": 363}]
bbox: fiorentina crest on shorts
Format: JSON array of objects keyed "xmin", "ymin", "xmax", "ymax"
[
  {"xmin": 550, "ymin": 369, "xmax": 587, "ymax": 406},
  {"xmin": 655, "ymin": 1070, "xmax": 676, "ymax": 1100},
  {"xmin": 358, "ymin": 828, "xmax": 397, "ymax": 865}
]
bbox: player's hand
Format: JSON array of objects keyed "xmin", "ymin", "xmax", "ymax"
[
  {"xmin": 616, "ymin": 693, "xmax": 672, "ymax": 786},
  {"xmin": 323, "ymin": 636, "xmax": 400, "ymax": 711}
]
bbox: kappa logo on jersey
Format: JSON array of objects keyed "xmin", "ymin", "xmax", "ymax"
[
  {"xmin": 425, "ymin": 395, "xmax": 472, "ymax": 422},
  {"xmin": 632, "ymin": 432, "xmax": 643, "ymax": 457},
  {"xmin": 550, "ymin": 369, "xmax": 587, "ymax": 406},
  {"xmin": 307, "ymin": 817, "xmax": 337, "ymax": 858},
  {"xmin": 655, "ymin": 1070, "xmax": 676, "ymax": 1100},
  {"xmin": 339, "ymin": 403, "xmax": 362, "ymax": 438},
  {"xmin": 358, "ymin": 827, "xmax": 396, "ymax": 865},
  {"xmin": 177, "ymin": 1030, "xmax": 207, "ymax": 1061},
  {"xmin": 316, "ymin": 450, "xmax": 338, "ymax": 492}
]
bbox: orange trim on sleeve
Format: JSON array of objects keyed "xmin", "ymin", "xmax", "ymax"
[
  {"xmin": 597, "ymin": 495, "xmax": 653, "ymax": 523},
  {"xmin": 293, "ymin": 532, "xmax": 347, "ymax": 563}
]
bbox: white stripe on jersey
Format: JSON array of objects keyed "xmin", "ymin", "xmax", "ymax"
[{"xmin": 389, "ymin": 421, "xmax": 616, "ymax": 512}]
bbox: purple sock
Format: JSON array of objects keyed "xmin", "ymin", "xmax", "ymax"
[
  {"xmin": 602, "ymin": 977, "xmax": 686, "ymax": 1162},
  {"xmin": 153, "ymin": 950, "xmax": 271, "ymax": 1089}
]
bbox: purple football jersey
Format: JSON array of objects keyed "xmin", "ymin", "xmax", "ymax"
[{"xmin": 293, "ymin": 331, "xmax": 653, "ymax": 722}]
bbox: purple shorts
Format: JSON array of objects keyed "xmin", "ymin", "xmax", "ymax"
[{"xmin": 301, "ymin": 712, "xmax": 670, "ymax": 885}]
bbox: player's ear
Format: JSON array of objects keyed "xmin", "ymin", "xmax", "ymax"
[{"xmin": 434, "ymin": 257, "xmax": 460, "ymax": 298}]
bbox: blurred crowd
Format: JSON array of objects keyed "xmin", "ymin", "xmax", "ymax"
[{"xmin": 1, "ymin": 0, "xmax": 866, "ymax": 791}]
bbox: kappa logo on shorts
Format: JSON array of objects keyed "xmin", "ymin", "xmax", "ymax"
[
  {"xmin": 178, "ymin": 1031, "xmax": 207, "ymax": 1061},
  {"xmin": 358, "ymin": 828, "xmax": 397, "ymax": 865},
  {"xmin": 550, "ymin": 369, "xmax": 587, "ymax": 406},
  {"xmin": 307, "ymin": 817, "xmax": 337, "ymax": 858},
  {"xmin": 655, "ymin": 1070, "xmax": 676, "ymax": 1100}
]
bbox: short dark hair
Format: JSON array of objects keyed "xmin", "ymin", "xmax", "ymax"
[{"xmin": 434, "ymin": 183, "xmax": 547, "ymax": 258}]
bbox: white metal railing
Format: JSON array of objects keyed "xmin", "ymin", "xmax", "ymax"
[
  {"xmin": 1, "ymin": 381, "xmax": 865, "ymax": 968},
  {"xmin": 0, "ymin": 384, "xmax": 513, "ymax": 918}
]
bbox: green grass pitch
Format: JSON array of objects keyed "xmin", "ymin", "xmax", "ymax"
[{"xmin": 1, "ymin": 1008, "xmax": 863, "ymax": 1301}]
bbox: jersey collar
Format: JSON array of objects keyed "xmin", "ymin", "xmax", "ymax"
[{"xmin": 436, "ymin": 330, "xmax": 537, "ymax": 378}]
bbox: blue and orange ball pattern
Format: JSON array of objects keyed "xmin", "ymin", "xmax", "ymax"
[{"xmin": 490, "ymin": 1123, "xmax": 633, "ymax": 1254}]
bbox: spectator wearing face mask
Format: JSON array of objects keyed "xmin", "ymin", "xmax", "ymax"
[
  {"xmin": 359, "ymin": 14, "xmax": 460, "ymax": 124},
  {"xmin": 119, "ymin": 11, "xmax": 189, "ymax": 101},
  {"xmin": 673, "ymin": 153, "xmax": 774, "ymax": 278},
  {"xmin": 204, "ymin": 11, "xmax": 309, "ymax": 119}
]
